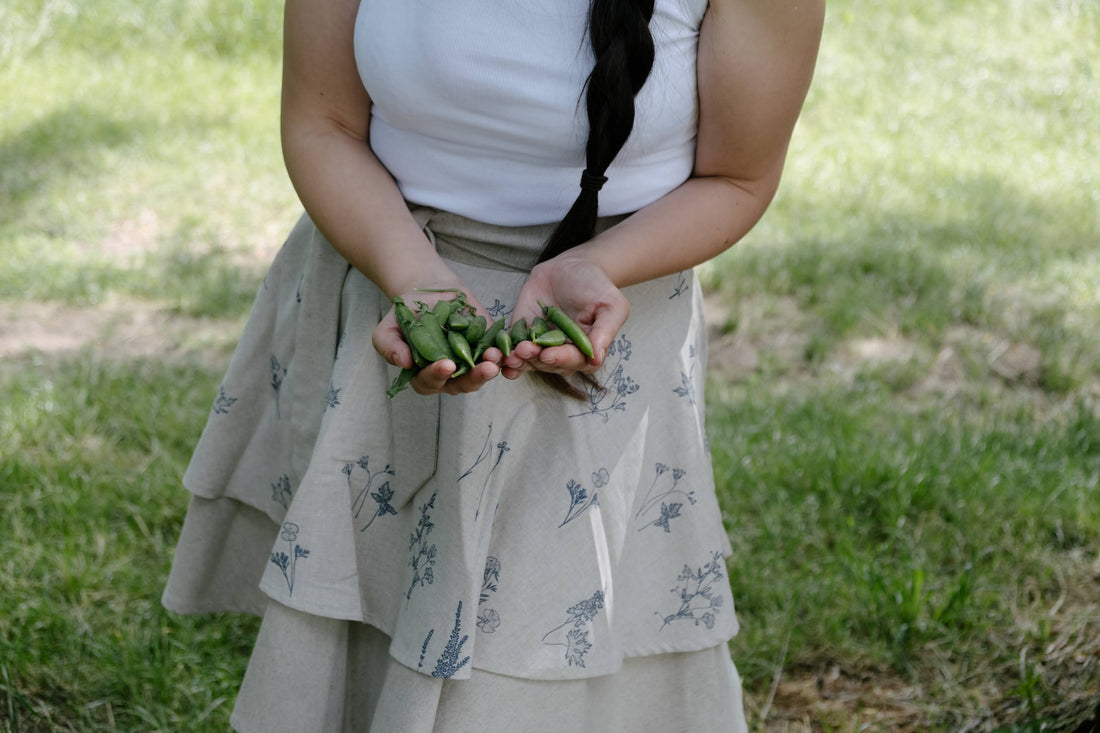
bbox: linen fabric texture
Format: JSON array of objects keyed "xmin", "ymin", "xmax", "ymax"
[{"xmin": 163, "ymin": 208, "xmax": 739, "ymax": 685}]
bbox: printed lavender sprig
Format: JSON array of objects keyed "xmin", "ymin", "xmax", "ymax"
[
  {"xmin": 270, "ymin": 354, "xmax": 287, "ymax": 419},
  {"xmin": 269, "ymin": 522, "xmax": 310, "ymax": 596},
  {"xmin": 431, "ymin": 602, "xmax": 471, "ymax": 678},
  {"xmin": 559, "ymin": 471, "xmax": 604, "ymax": 528},
  {"xmin": 271, "ymin": 473, "xmax": 293, "ymax": 510}
]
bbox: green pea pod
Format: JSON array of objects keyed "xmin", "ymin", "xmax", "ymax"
[
  {"xmin": 465, "ymin": 315, "xmax": 487, "ymax": 344},
  {"xmin": 394, "ymin": 298, "xmax": 427, "ymax": 368},
  {"xmin": 495, "ymin": 328, "xmax": 512, "ymax": 357},
  {"xmin": 451, "ymin": 364, "xmax": 469, "ymax": 378},
  {"xmin": 541, "ymin": 302, "xmax": 595, "ymax": 359},
  {"xmin": 407, "ymin": 321, "xmax": 452, "ymax": 363},
  {"xmin": 509, "ymin": 317, "xmax": 529, "ymax": 344},
  {"xmin": 447, "ymin": 311, "xmax": 473, "ymax": 331},
  {"xmin": 432, "ymin": 298, "xmax": 454, "ymax": 323},
  {"xmin": 474, "ymin": 318, "xmax": 507, "ymax": 361},
  {"xmin": 529, "ymin": 316, "xmax": 549, "ymax": 340},
  {"xmin": 447, "ymin": 330, "xmax": 476, "ymax": 368},
  {"xmin": 385, "ymin": 367, "xmax": 416, "ymax": 399},
  {"xmin": 532, "ymin": 329, "xmax": 567, "ymax": 347}
]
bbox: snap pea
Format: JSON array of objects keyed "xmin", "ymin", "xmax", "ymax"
[
  {"xmin": 532, "ymin": 329, "xmax": 567, "ymax": 347},
  {"xmin": 432, "ymin": 298, "xmax": 454, "ymax": 323},
  {"xmin": 474, "ymin": 318, "xmax": 506, "ymax": 361},
  {"xmin": 385, "ymin": 367, "xmax": 416, "ymax": 399},
  {"xmin": 448, "ymin": 329, "xmax": 476, "ymax": 368},
  {"xmin": 495, "ymin": 328, "xmax": 512, "ymax": 357},
  {"xmin": 465, "ymin": 315, "xmax": 487, "ymax": 345},
  {"xmin": 529, "ymin": 317, "xmax": 549, "ymax": 340},
  {"xmin": 448, "ymin": 311, "xmax": 473, "ymax": 331},
  {"xmin": 394, "ymin": 298, "xmax": 427, "ymax": 368},
  {"xmin": 509, "ymin": 317, "xmax": 529, "ymax": 344},
  {"xmin": 407, "ymin": 320, "xmax": 452, "ymax": 363},
  {"xmin": 541, "ymin": 301, "xmax": 594, "ymax": 359}
]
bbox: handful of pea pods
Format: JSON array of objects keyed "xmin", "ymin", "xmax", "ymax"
[{"xmin": 385, "ymin": 291, "xmax": 594, "ymax": 398}]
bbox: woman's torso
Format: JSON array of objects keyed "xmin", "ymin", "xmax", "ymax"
[{"xmin": 354, "ymin": 0, "xmax": 708, "ymax": 226}]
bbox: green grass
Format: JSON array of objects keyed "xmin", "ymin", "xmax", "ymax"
[{"xmin": 2, "ymin": 0, "xmax": 1099, "ymax": 730}]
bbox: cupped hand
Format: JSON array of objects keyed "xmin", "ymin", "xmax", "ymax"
[
  {"xmin": 372, "ymin": 287, "xmax": 503, "ymax": 395},
  {"xmin": 502, "ymin": 252, "xmax": 629, "ymax": 379}
]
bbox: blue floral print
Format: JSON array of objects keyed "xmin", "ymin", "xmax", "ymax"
[
  {"xmin": 477, "ymin": 556, "xmax": 502, "ymax": 634},
  {"xmin": 406, "ymin": 491, "xmax": 438, "ymax": 601},
  {"xmin": 541, "ymin": 590, "xmax": 605, "ymax": 668},
  {"xmin": 483, "ymin": 298, "xmax": 511, "ymax": 319},
  {"xmin": 271, "ymin": 473, "xmax": 293, "ymax": 510},
  {"xmin": 458, "ymin": 424, "xmax": 509, "ymax": 519},
  {"xmin": 270, "ymin": 354, "xmax": 287, "ymax": 419},
  {"xmin": 568, "ymin": 334, "xmax": 639, "ymax": 422},
  {"xmin": 416, "ymin": 629, "xmax": 434, "ymax": 672},
  {"xmin": 431, "ymin": 602, "xmax": 471, "ymax": 678},
  {"xmin": 269, "ymin": 522, "xmax": 310, "ymax": 596},
  {"xmin": 669, "ymin": 270, "xmax": 690, "ymax": 299},
  {"xmin": 211, "ymin": 385, "xmax": 237, "ymax": 415},
  {"xmin": 343, "ymin": 456, "xmax": 397, "ymax": 531},
  {"xmin": 673, "ymin": 345, "xmax": 698, "ymax": 405},
  {"xmin": 636, "ymin": 463, "xmax": 695, "ymax": 533},
  {"xmin": 658, "ymin": 551, "xmax": 726, "ymax": 630},
  {"xmin": 558, "ymin": 471, "xmax": 603, "ymax": 528},
  {"xmin": 324, "ymin": 383, "xmax": 342, "ymax": 410}
]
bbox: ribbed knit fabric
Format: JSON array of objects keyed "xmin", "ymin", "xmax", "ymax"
[{"xmin": 354, "ymin": 0, "xmax": 707, "ymax": 226}]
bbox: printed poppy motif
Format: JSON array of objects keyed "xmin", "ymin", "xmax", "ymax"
[{"xmin": 269, "ymin": 522, "xmax": 310, "ymax": 596}]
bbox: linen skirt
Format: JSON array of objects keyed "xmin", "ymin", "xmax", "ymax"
[{"xmin": 162, "ymin": 206, "xmax": 747, "ymax": 730}]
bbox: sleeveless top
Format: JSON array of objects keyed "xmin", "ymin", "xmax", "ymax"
[{"xmin": 354, "ymin": 0, "xmax": 708, "ymax": 226}]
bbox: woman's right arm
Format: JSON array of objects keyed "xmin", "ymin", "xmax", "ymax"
[
  {"xmin": 281, "ymin": 0, "xmax": 501, "ymax": 392},
  {"xmin": 281, "ymin": 0, "xmax": 457, "ymax": 298}
]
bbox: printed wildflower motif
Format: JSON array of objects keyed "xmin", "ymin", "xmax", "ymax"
[
  {"xmin": 269, "ymin": 521, "xmax": 310, "ymax": 596},
  {"xmin": 344, "ymin": 455, "xmax": 397, "ymax": 531},
  {"xmin": 484, "ymin": 298, "xmax": 511, "ymax": 319},
  {"xmin": 271, "ymin": 473, "xmax": 293, "ymax": 510},
  {"xmin": 417, "ymin": 629, "xmax": 434, "ymax": 671},
  {"xmin": 324, "ymin": 383, "xmax": 342, "ymax": 410},
  {"xmin": 458, "ymin": 424, "xmax": 509, "ymax": 520},
  {"xmin": 270, "ymin": 354, "xmax": 287, "ymax": 419},
  {"xmin": 295, "ymin": 274, "xmax": 304, "ymax": 303},
  {"xmin": 542, "ymin": 590, "xmax": 605, "ymax": 668},
  {"xmin": 431, "ymin": 602, "xmax": 472, "ymax": 678},
  {"xmin": 211, "ymin": 385, "xmax": 238, "ymax": 415},
  {"xmin": 559, "ymin": 477, "xmax": 600, "ymax": 528},
  {"xmin": 568, "ymin": 334, "xmax": 640, "ymax": 422},
  {"xmin": 592, "ymin": 468, "xmax": 610, "ymax": 489},
  {"xmin": 406, "ymin": 491, "xmax": 438, "ymax": 601},
  {"xmin": 658, "ymin": 551, "xmax": 726, "ymax": 630},
  {"xmin": 672, "ymin": 344, "xmax": 698, "ymax": 404},
  {"xmin": 636, "ymin": 463, "xmax": 695, "ymax": 533},
  {"xmin": 478, "ymin": 556, "xmax": 502, "ymax": 633},
  {"xmin": 669, "ymin": 270, "xmax": 690, "ymax": 299}
]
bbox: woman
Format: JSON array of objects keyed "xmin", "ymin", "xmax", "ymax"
[{"xmin": 163, "ymin": 0, "xmax": 824, "ymax": 730}]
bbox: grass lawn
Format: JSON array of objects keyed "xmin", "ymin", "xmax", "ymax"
[{"xmin": 2, "ymin": 0, "xmax": 1098, "ymax": 730}]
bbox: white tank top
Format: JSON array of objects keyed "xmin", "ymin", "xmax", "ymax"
[{"xmin": 354, "ymin": 0, "xmax": 707, "ymax": 226}]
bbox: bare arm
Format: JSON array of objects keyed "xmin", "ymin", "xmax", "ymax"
[
  {"xmin": 564, "ymin": 0, "xmax": 826, "ymax": 286},
  {"xmin": 506, "ymin": 0, "xmax": 824, "ymax": 376},
  {"xmin": 282, "ymin": 0, "xmax": 501, "ymax": 392},
  {"xmin": 280, "ymin": 0, "xmax": 460, "ymax": 298}
]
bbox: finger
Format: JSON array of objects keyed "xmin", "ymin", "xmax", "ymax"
[
  {"xmin": 533, "ymin": 344, "xmax": 587, "ymax": 374},
  {"xmin": 410, "ymin": 360, "xmax": 457, "ymax": 394},
  {"xmin": 584, "ymin": 301, "xmax": 629, "ymax": 367},
  {"xmin": 448, "ymin": 361, "xmax": 500, "ymax": 393}
]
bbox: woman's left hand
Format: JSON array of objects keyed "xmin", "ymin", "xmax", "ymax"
[{"xmin": 502, "ymin": 252, "xmax": 629, "ymax": 379}]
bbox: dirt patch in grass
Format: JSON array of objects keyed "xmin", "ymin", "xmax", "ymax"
[{"xmin": 0, "ymin": 299, "xmax": 240, "ymax": 365}]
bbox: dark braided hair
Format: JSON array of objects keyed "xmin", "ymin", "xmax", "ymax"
[
  {"xmin": 534, "ymin": 0, "xmax": 656, "ymax": 398},
  {"xmin": 538, "ymin": 0, "xmax": 656, "ymax": 264}
]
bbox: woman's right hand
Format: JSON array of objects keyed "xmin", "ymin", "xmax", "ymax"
[{"xmin": 372, "ymin": 288, "xmax": 503, "ymax": 395}]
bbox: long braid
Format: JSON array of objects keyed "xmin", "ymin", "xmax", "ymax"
[
  {"xmin": 534, "ymin": 0, "xmax": 656, "ymax": 398},
  {"xmin": 537, "ymin": 0, "xmax": 656, "ymax": 264}
]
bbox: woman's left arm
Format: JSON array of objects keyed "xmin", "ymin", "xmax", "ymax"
[
  {"xmin": 506, "ymin": 0, "xmax": 824, "ymax": 376},
  {"xmin": 572, "ymin": 0, "xmax": 826, "ymax": 287}
]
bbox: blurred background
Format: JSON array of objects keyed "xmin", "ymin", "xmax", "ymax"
[{"xmin": 1, "ymin": 0, "xmax": 1097, "ymax": 730}]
